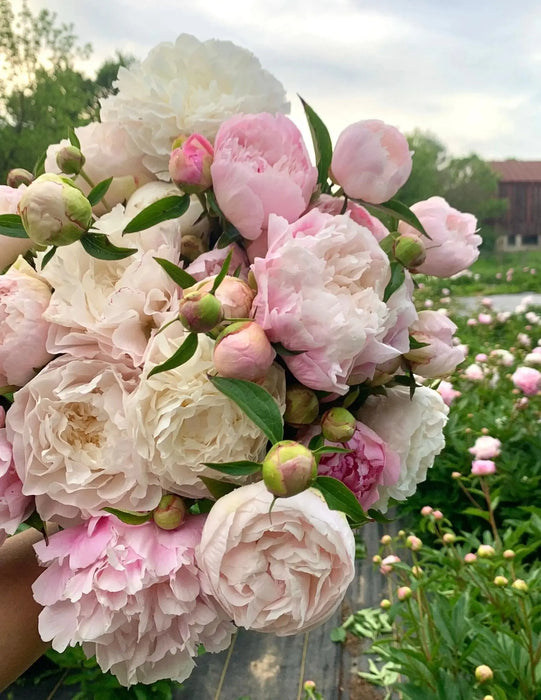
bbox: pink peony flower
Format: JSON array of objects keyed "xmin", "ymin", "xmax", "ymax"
[
  {"xmin": 511, "ymin": 366, "xmax": 541, "ymax": 395},
  {"xmin": 0, "ymin": 258, "xmax": 54, "ymax": 387},
  {"xmin": 0, "ymin": 185, "xmax": 34, "ymax": 270},
  {"xmin": 211, "ymin": 112, "xmax": 317, "ymax": 241},
  {"xmin": 471, "ymin": 459, "xmax": 496, "ymax": 476},
  {"xmin": 310, "ymin": 194, "xmax": 390, "ymax": 242},
  {"xmin": 478, "ymin": 313, "xmax": 492, "ymax": 324},
  {"xmin": 437, "ymin": 380, "xmax": 461, "ymax": 406},
  {"xmin": 398, "ymin": 196, "xmax": 481, "ymax": 277},
  {"xmin": 0, "ymin": 407, "xmax": 33, "ymax": 537},
  {"xmin": 185, "ymin": 243, "xmax": 250, "ymax": 281},
  {"xmin": 197, "ymin": 481, "xmax": 355, "ymax": 636},
  {"xmin": 468, "ymin": 435, "xmax": 501, "ymax": 460},
  {"xmin": 405, "ymin": 310, "xmax": 465, "ymax": 378},
  {"xmin": 315, "ymin": 422, "xmax": 401, "ymax": 512},
  {"xmin": 32, "ymin": 515, "xmax": 235, "ymax": 686},
  {"xmin": 168, "ymin": 133, "xmax": 214, "ymax": 193},
  {"xmin": 464, "ymin": 363, "xmax": 485, "ymax": 381},
  {"xmin": 330, "ymin": 120, "xmax": 412, "ymax": 204},
  {"xmin": 252, "ymin": 209, "xmax": 399, "ymax": 394}
]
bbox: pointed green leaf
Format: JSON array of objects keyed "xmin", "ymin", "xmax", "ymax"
[
  {"xmin": 367, "ymin": 509, "xmax": 395, "ymax": 523},
  {"xmin": 68, "ymin": 126, "xmax": 81, "ymax": 150},
  {"xmin": 0, "ymin": 214, "xmax": 29, "ymax": 239},
  {"xmin": 123, "ymin": 194, "xmax": 190, "ymax": 234},
  {"xmin": 330, "ymin": 626, "xmax": 347, "ymax": 643},
  {"xmin": 408, "ymin": 335, "xmax": 430, "ymax": 350},
  {"xmin": 87, "ymin": 177, "xmax": 113, "ymax": 207},
  {"xmin": 154, "ymin": 257, "xmax": 197, "ymax": 288},
  {"xmin": 103, "ymin": 507, "xmax": 153, "ymax": 525},
  {"xmin": 209, "ymin": 376, "xmax": 284, "ymax": 444},
  {"xmin": 81, "ymin": 232, "xmax": 136, "ymax": 260},
  {"xmin": 33, "ymin": 150, "xmax": 47, "ymax": 178},
  {"xmin": 312, "ymin": 446, "xmax": 353, "ymax": 456},
  {"xmin": 359, "ymin": 198, "xmax": 430, "ymax": 238},
  {"xmin": 308, "ymin": 433, "xmax": 325, "ymax": 451},
  {"xmin": 299, "ymin": 96, "xmax": 333, "ymax": 190},
  {"xmin": 148, "ymin": 332, "xmax": 198, "ymax": 377},
  {"xmin": 199, "ymin": 476, "xmax": 238, "ymax": 499},
  {"xmin": 313, "ymin": 475, "xmax": 370, "ymax": 524},
  {"xmin": 210, "ymin": 249, "xmax": 233, "ymax": 293},
  {"xmin": 215, "ymin": 224, "xmax": 242, "ymax": 248},
  {"xmin": 203, "ymin": 460, "xmax": 262, "ymax": 476},
  {"xmin": 40, "ymin": 246, "xmax": 57, "ymax": 270},
  {"xmin": 383, "ymin": 261, "xmax": 406, "ymax": 302},
  {"xmin": 189, "ymin": 499, "xmax": 215, "ymax": 514}
]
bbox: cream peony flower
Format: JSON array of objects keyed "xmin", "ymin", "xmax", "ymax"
[
  {"xmin": 126, "ymin": 316, "xmax": 286, "ymax": 498},
  {"xmin": 6, "ymin": 356, "xmax": 162, "ymax": 523},
  {"xmin": 197, "ymin": 481, "xmax": 355, "ymax": 635},
  {"xmin": 357, "ymin": 385, "xmax": 448, "ymax": 503},
  {"xmin": 100, "ymin": 34, "xmax": 289, "ymax": 178},
  {"xmin": 39, "ymin": 195, "xmax": 182, "ymax": 367}
]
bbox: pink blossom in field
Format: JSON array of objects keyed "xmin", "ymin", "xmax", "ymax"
[
  {"xmin": 314, "ymin": 421, "xmax": 401, "ymax": 512},
  {"xmin": 330, "ymin": 120, "xmax": 412, "ymax": 204},
  {"xmin": 525, "ymin": 351, "xmax": 541, "ymax": 366},
  {"xmin": 437, "ymin": 380, "xmax": 461, "ymax": 406},
  {"xmin": 464, "ymin": 363, "xmax": 485, "ymax": 381},
  {"xmin": 478, "ymin": 313, "xmax": 492, "ymax": 325},
  {"xmin": 424, "ymin": 299, "xmax": 434, "ymax": 308},
  {"xmin": 481, "ymin": 297, "xmax": 493, "ymax": 307},
  {"xmin": 475, "ymin": 353, "xmax": 488, "ymax": 362},
  {"xmin": 517, "ymin": 333, "xmax": 531, "ymax": 348},
  {"xmin": 490, "ymin": 348, "xmax": 514, "ymax": 366},
  {"xmin": 471, "ymin": 459, "xmax": 496, "ymax": 476},
  {"xmin": 511, "ymin": 366, "xmax": 541, "ymax": 396},
  {"xmin": 467, "ymin": 318, "xmax": 477, "ymax": 326},
  {"xmin": 32, "ymin": 515, "xmax": 235, "ymax": 687},
  {"xmin": 497, "ymin": 311, "xmax": 512, "ymax": 323},
  {"xmin": 211, "ymin": 112, "xmax": 317, "ymax": 241},
  {"xmin": 469, "ymin": 435, "xmax": 501, "ymax": 460}
]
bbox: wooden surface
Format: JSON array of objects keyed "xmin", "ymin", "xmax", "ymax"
[{"xmin": 176, "ymin": 519, "xmax": 397, "ymax": 700}]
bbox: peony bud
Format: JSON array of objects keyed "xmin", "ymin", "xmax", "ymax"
[
  {"xmin": 303, "ymin": 681, "xmax": 316, "ymax": 691},
  {"xmin": 432, "ymin": 510, "xmax": 443, "ymax": 520},
  {"xmin": 493, "ymin": 575, "xmax": 508, "ymax": 586},
  {"xmin": 380, "ymin": 555, "xmax": 400, "ymax": 574},
  {"xmin": 372, "ymin": 555, "xmax": 382, "ymax": 565},
  {"xmin": 190, "ymin": 275, "xmax": 255, "ymax": 320},
  {"xmin": 421, "ymin": 506, "xmax": 433, "ymax": 517},
  {"xmin": 397, "ymin": 586, "xmax": 412, "ymax": 601},
  {"xmin": 284, "ymin": 385, "xmax": 319, "ymax": 425},
  {"xmin": 393, "ymin": 234, "xmax": 426, "ymax": 269},
  {"xmin": 411, "ymin": 566, "xmax": 423, "ymax": 578},
  {"xmin": 443, "ymin": 533, "xmax": 456, "ymax": 545},
  {"xmin": 477, "ymin": 544, "xmax": 495, "ymax": 558},
  {"xmin": 483, "ymin": 696, "xmax": 495, "ymax": 700},
  {"xmin": 471, "ymin": 460, "xmax": 496, "ymax": 476},
  {"xmin": 152, "ymin": 493, "xmax": 187, "ymax": 530},
  {"xmin": 56, "ymin": 145, "xmax": 86, "ymax": 175},
  {"xmin": 406, "ymin": 535, "xmax": 422, "ymax": 551},
  {"xmin": 380, "ymin": 534, "xmax": 392, "ymax": 546},
  {"xmin": 464, "ymin": 553, "xmax": 477, "ymax": 564},
  {"xmin": 503, "ymin": 549, "xmax": 516, "ymax": 560},
  {"xmin": 6, "ymin": 168, "xmax": 33, "ymax": 188},
  {"xmin": 169, "ymin": 133, "xmax": 214, "ymax": 194},
  {"xmin": 17, "ymin": 173, "xmax": 92, "ymax": 246},
  {"xmin": 179, "ymin": 290, "xmax": 223, "ymax": 333},
  {"xmin": 320, "ymin": 406, "xmax": 356, "ymax": 443},
  {"xmin": 380, "ymin": 598, "xmax": 391, "ymax": 610},
  {"xmin": 451, "ymin": 471, "xmax": 462, "ymax": 479},
  {"xmin": 475, "ymin": 665, "xmax": 493, "ymax": 683},
  {"xmin": 511, "ymin": 579, "xmax": 528, "ymax": 592},
  {"xmin": 262, "ymin": 440, "xmax": 317, "ymax": 498},
  {"xmin": 214, "ymin": 321, "xmax": 276, "ymax": 382}
]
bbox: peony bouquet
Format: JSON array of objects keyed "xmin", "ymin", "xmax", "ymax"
[{"xmin": 0, "ymin": 34, "xmax": 481, "ymax": 687}]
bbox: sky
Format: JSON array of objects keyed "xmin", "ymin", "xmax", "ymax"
[{"xmin": 19, "ymin": 0, "xmax": 541, "ymax": 160}]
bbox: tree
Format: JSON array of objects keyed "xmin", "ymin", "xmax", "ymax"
[
  {"xmin": 0, "ymin": 0, "xmax": 129, "ymax": 183},
  {"xmin": 397, "ymin": 130, "xmax": 448, "ymax": 206}
]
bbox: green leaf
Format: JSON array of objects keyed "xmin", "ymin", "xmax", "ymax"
[
  {"xmin": 103, "ymin": 507, "xmax": 152, "ymax": 525},
  {"xmin": 360, "ymin": 198, "xmax": 430, "ymax": 238},
  {"xmin": 81, "ymin": 232, "xmax": 136, "ymax": 260},
  {"xmin": 215, "ymin": 224, "xmax": 242, "ymax": 248},
  {"xmin": 189, "ymin": 499, "xmax": 215, "ymax": 514},
  {"xmin": 0, "ymin": 386, "xmax": 17, "ymax": 402},
  {"xmin": 312, "ymin": 446, "xmax": 353, "ymax": 456},
  {"xmin": 0, "ymin": 214, "xmax": 29, "ymax": 239},
  {"xmin": 23, "ymin": 510, "xmax": 48, "ymax": 537},
  {"xmin": 68, "ymin": 125, "xmax": 81, "ymax": 150},
  {"xmin": 461, "ymin": 506, "xmax": 491, "ymax": 522},
  {"xmin": 199, "ymin": 476, "xmax": 237, "ymax": 499},
  {"xmin": 330, "ymin": 626, "xmax": 347, "ymax": 643},
  {"xmin": 409, "ymin": 335, "xmax": 430, "ymax": 350},
  {"xmin": 87, "ymin": 177, "xmax": 113, "ymax": 207},
  {"xmin": 203, "ymin": 460, "xmax": 262, "ymax": 476},
  {"xmin": 299, "ymin": 95, "xmax": 333, "ymax": 190},
  {"xmin": 40, "ymin": 245, "xmax": 57, "ymax": 270},
  {"xmin": 383, "ymin": 261, "xmax": 406, "ymax": 302},
  {"xmin": 313, "ymin": 475, "xmax": 370, "ymax": 524},
  {"xmin": 122, "ymin": 194, "xmax": 190, "ymax": 234},
  {"xmin": 367, "ymin": 509, "xmax": 395, "ymax": 523},
  {"xmin": 154, "ymin": 257, "xmax": 197, "ymax": 288},
  {"xmin": 308, "ymin": 433, "xmax": 325, "ymax": 451},
  {"xmin": 210, "ymin": 249, "xmax": 233, "ymax": 294},
  {"xmin": 209, "ymin": 376, "xmax": 284, "ymax": 444},
  {"xmin": 33, "ymin": 150, "xmax": 46, "ymax": 178},
  {"xmin": 273, "ymin": 342, "xmax": 305, "ymax": 357},
  {"xmin": 148, "ymin": 332, "xmax": 198, "ymax": 377}
]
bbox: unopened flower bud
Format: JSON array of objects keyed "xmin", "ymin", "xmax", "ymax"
[
  {"xmin": 464, "ymin": 553, "xmax": 477, "ymax": 564},
  {"xmin": 380, "ymin": 534, "xmax": 392, "ymax": 546},
  {"xmin": 503, "ymin": 549, "xmax": 516, "ymax": 559},
  {"xmin": 18, "ymin": 173, "xmax": 92, "ymax": 246},
  {"xmin": 372, "ymin": 555, "xmax": 382, "ymax": 565},
  {"xmin": 471, "ymin": 459, "xmax": 496, "ymax": 476},
  {"xmin": 397, "ymin": 586, "xmax": 412, "ymax": 601},
  {"xmin": 398, "ymin": 529, "xmax": 406, "ymax": 538},
  {"xmin": 411, "ymin": 565, "xmax": 423, "ymax": 578},
  {"xmin": 483, "ymin": 696, "xmax": 495, "ymax": 700},
  {"xmin": 393, "ymin": 234, "xmax": 426, "ymax": 269},
  {"xmin": 380, "ymin": 598, "xmax": 391, "ymax": 609},
  {"xmin": 262, "ymin": 441, "xmax": 317, "ymax": 498},
  {"xmin": 451, "ymin": 471, "xmax": 462, "ymax": 479},
  {"xmin": 321, "ymin": 406, "xmax": 356, "ymax": 442},
  {"xmin": 432, "ymin": 509, "xmax": 443, "ymax": 520},
  {"xmin": 179, "ymin": 290, "xmax": 223, "ymax": 333},
  {"xmin": 214, "ymin": 321, "xmax": 275, "ymax": 381},
  {"xmin": 406, "ymin": 535, "xmax": 422, "ymax": 551},
  {"xmin": 56, "ymin": 145, "xmax": 86, "ymax": 175},
  {"xmin": 380, "ymin": 555, "xmax": 400, "ymax": 574},
  {"xmin": 6, "ymin": 168, "xmax": 33, "ymax": 188},
  {"xmin": 477, "ymin": 544, "xmax": 495, "ymax": 558},
  {"xmin": 284, "ymin": 385, "xmax": 319, "ymax": 425},
  {"xmin": 475, "ymin": 665, "xmax": 493, "ymax": 683},
  {"xmin": 421, "ymin": 506, "xmax": 433, "ymax": 517},
  {"xmin": 443, "ymin": 533, "xmax": 456, "ymax": 545},
  {"xmin": 152, "ymin": 494, "xmax": 187, "ymax": 530},
  {"xmin": 494, "ymin": 575, "xmax": 508, "ymax": 586},
  {"xmin": 512, "ymin": 579, "xmax": 528, "ymax": 592},
  {"xmin": 169, "ymin": 133, "xmax": 214, "ymax": 194},
  {"xmin": 303, "ymin": 680, "xmax": 316, "ymax": 691},
  {"xmin": 190, "ymin": 276, "xmax": 255, "ymax": 320}
]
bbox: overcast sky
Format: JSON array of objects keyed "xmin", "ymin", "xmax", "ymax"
[{"xmin": 21, "ymin": 0, "xmax": 541, "ymax": 160}]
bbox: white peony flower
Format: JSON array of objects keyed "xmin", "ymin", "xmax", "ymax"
[
  {"xmin": 100, "ymin": 34, "xmax": 289, "ymax": 178},
  {"xmin": 6, "ymin": 356, "xmax": 162, "ymax": 523},
  {"xmin": 126, "ymin": 316, "xmax": 286, "ymax": 498},
  {"xmin": 357, "ymin": 385, "xmax": 448, "ymax": 503}
]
